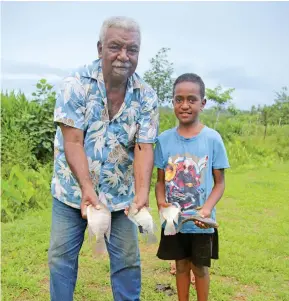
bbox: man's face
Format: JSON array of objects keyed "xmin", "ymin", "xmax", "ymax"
[{"xmin": 97, "ymin": 27, "xmax": 140, "ymax": 83}]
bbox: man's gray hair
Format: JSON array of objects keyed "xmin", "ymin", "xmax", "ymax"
[{"xmin": 99, "ymin": 16, "xmax": 141, "ymax": 43}]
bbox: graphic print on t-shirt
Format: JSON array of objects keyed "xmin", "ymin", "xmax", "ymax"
[{"xmin": 165, "ymin": 154, "xmax": 208, "ymax": 210}]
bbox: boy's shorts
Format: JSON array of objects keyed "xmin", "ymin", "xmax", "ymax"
[{"xmin": 157, "ymin": 228, "xmax": 219, "ymax": 267}]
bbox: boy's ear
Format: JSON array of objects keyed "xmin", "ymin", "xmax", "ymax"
[
  {"xmin": 97, "ymin": 41, "xmax": 103, "ymax": 58},
  {"xmin": 201, "ymin": 98, "xmax": 207, "ymax": 110}
]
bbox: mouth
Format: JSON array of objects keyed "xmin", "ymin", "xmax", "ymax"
[
  {"xmin": 112, "ymin": 66, "xmax": 130, "ymax": 69},
  {"xmin": 179, "ymin": 112, "xmax": 192, "ymax": 117}
]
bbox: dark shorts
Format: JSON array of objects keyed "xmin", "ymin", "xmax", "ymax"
[{"xmin": 157, "ymin": 228, "xmax": 219, "ymax": 267}]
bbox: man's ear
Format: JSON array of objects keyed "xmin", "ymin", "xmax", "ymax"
[{"xmin": 97, "ymin": 41, "xmax": 103, "ymax": 58}]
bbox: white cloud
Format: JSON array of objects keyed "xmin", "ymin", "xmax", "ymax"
[{"xmin": 1, "ymin": 73, "xmax": 62, "ymax": 81}]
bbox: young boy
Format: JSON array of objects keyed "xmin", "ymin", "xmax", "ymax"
[{"xmin": 154, "ymin": 73, "xmax": 230, "ymax": 301}]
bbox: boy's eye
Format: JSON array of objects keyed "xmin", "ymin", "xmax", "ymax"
[{"xmin": 188, "ymin": 97, "xmax": 198, "ymax": 104}]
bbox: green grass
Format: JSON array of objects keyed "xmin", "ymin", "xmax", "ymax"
[{"xmin": 2, "ymin": 163, "xmax": 289, "ymax": 301}]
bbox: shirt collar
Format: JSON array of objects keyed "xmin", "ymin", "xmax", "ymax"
[{"xmin": 90, "ymin": 59, "xmax": 141, "ymax": 90}]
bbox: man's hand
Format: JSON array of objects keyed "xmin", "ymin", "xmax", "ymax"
[
  {"xmin": 124, "ymin": 194, "xmax": 149, "ymax": 215},
  {"xmin": 194, "ymin": 207, "xmax": 212, "ymax": 229},
  {"xmin": 80, "ymin": 184, "xmax": 100, "ymax": 219},
  {"xmin": 134, "ymin": 193, "xmax": 149, "ymax": 211}
]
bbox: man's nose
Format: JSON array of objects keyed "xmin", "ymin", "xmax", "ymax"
[{"xmin": 118, "ymin": 48, "xmax": 129, "ymax": 62}]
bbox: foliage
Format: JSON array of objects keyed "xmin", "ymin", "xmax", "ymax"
[
  {"xmin": 1, "ymin": 78, "xmax": 289, "ymax": 223},
  {"xmin": 143, "ymin": 47, "xmax": 174, "ymax": 103},
  {"xmin": 32, "ymin": 78, "xmax": 56, "ymax": 105},
  {"xmin": 206, "ymin": 85, "xmax": 235, "ymax": 128},
  {"xmin": 275, "ymin": 86, "xmax": 289, "ymax": 103},
  {"xmin": 1, "ymin": 164, "xmax": 52, "ymax": 223},
  {"xmin": 1, "ymin": 79, "xmax": 56, "ymax": 165}
]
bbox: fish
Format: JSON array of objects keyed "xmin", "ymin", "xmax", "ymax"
[
  {"xmin": 127, "ymin": 202, "xmax": 157, "ymax": 244},
  {"xmin": 159, "ymin": 203, "xmax": 181, "ymax": 236},
  {"xmin": 177, "ymin": 209, "xmax": 219, "ymax": 232},
  {"xmin": 87, "ymin": 201, "xmax": 111, "ymax": 256}
]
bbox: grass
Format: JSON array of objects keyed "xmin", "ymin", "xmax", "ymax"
[{"xmin": 2, "ymin": 163, "xmax": 289, "ymax": 301}]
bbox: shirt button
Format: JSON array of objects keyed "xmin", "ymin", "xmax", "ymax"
[{"xmin": 101, "ymin": 162, "xmax": 105, "ymax": 166}]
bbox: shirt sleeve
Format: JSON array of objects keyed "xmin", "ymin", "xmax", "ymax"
[
  {"xmin": 213, "ymin": 133, "xmax": 230, "ymax": 169},
  {"xmin": 136, "ymin": 88, "xmax": 159, "ymax": 144},
  {"xmin": 54, "ymin": 76, "xmax": 86, "ymax": 130},
  {"xmin": 154, "ymin": 139, "xmax": 166, "ymax": 169}
]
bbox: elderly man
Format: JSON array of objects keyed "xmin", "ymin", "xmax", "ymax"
[{"xmin": 48, "ymin": 16, "xmax": 158, "ymax": 301}]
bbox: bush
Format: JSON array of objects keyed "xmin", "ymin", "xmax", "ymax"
[
  {"xmin": 1, "ymin": 128, "xmax": 38, "ymax": 175},
  {"xmin": 1, "ymin": 164, "xmax": 52, "ymax": 223},
  {"xmin": 1, "ymin": 87, "xmax": 56, "ymax": 166}
]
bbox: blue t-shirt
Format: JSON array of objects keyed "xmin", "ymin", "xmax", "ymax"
[{"xmin": 154, "ymin": 126, "xmax": 230, "ymax": 234}]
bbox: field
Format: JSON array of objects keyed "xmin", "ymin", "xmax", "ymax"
[{"xmin": 2, "ymin": 163, "xmax": 289, "ymax": 301}]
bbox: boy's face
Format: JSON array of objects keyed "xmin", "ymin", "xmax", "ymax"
[{"xmin": 173, "ymin": 81, "xmax": 206, "ymax": 126}]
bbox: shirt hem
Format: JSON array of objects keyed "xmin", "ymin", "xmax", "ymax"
[
  {"xmin": 53, "ymin": 196, "xmax": 133, "ymax": 212},
  {"xmin": 213, "ymin": 165, "xmax": 230, "ymax": 169}
]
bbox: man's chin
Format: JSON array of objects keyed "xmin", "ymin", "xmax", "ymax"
[{"xmin": 111, "ymin": 70, "xmax": 132, "ymax": 81}]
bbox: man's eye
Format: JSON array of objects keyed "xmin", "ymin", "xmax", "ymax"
[
  {"xmin": 128, "ymin": 48, "xmax": 138, "ymax": 53},
  {"xmin": 110, "ymin": 45, "xmax": 119, "ymax": 50}
]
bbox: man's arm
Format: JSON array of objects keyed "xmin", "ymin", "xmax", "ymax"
[
  {"xmin": 133, "ymin": 143, "xmax": 154, "ymax": 210},
  {"xmin": 60, "ymin": 125, "xmax": 99, "ymax": 217},
  {"xmin": 195, "ymin": 169, "xmax": 225, "ymax": 228}
]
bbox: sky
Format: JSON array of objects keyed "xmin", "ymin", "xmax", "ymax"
[{"xmin": 1, "ymin": 1, "xmax": 289, "ymax": 110}]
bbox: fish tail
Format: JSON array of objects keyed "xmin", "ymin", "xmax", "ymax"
[{"xmin": 164, "ymin": 220, "xmax": 177, "ymax": 236}]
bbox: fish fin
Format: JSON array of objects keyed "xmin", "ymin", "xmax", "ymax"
[{"xmin": 105, "ymin": 220, "xmax": 111, "ymax": 242}]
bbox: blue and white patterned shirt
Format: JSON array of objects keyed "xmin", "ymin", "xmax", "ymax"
[{"xmin": 51, "ymin": 59, "xmax": 159, "ymax": 211}]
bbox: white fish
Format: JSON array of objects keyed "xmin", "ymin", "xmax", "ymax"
[
  {"xmin": 127, "ymin": 203, "xmax": 157, "ymax": 243},
  {"xmin": 87, "ymin": 202, "xmax": 111, "ymax": 255},
  {"xmin": 159, "ymin": 204, "xmax": 181, "ymax": 236}
]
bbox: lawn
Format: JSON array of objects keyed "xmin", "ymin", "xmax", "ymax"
[{"xmin": 2, "ymin": 163, "xmax": 289, "ymax": 301}]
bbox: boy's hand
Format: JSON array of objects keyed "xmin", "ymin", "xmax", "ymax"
[
  {"xmin": 194, "ymin": 207, "xmax": 212, "ymax": 229},
  {"xmin": 157, "ymin": 202, "xmax": 171, "ymax": 211}
]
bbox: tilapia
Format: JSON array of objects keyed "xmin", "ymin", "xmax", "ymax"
[
  {"xmin": 127, "ymin": 203, "xmax": 157, "ymax": 243},
  {"xmin": 87, "ymin": 202, "xmax": 111, "ymax": 255},
  {"xmin": 177, "ymin": 209, "xmax": 218, "ymax": 232},
  {"xmin": 159, "ymin": 204, "xmax": 181, "ymax": 236}
]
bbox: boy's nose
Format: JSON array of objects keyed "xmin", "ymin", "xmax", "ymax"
[{"xmin": 181, "ymin": 101, "xmax": 190, "ymax": 109}]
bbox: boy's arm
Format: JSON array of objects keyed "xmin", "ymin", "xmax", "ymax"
[
  {"xmin": 155, "ymin": 169, "xmax": 169, "ymax": 210},
  {"xmin": 195, "ymin": 168, "xmax": 225, "ymax": 228}
]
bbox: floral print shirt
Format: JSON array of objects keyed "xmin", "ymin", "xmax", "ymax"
[{"xmin": 51, "ymin": 59, "xmax": 159, "ymax": 211}]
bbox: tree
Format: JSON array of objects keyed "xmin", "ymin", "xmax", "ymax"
[
  {"xmin": 250, "ymin": 105, "xmax": 257, "ymax": 115},
  {"xmin": 271, "ymin": 86, "xmax": 289, "ymax": 125},
  {"xmin": 205, "ymin": 85, "xmax": 235, "ymax": 128},
  {"xmin": 260, "ymin": 105, "xmax": 270, "ymax": 139},
  {"xmin": 143, "ymin": 47, "xmax": 174, "ymax": 104},
  {"xmin": 32, "ymin": 78, "xmax": 56, "ymax": 105},
  {"xmin": 227, "ymin": 103, "xmax": 239, "ymax": 116},
  {"xmin": 275, "ymin": 86, "xmax": 289, "ymax": 104}
]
